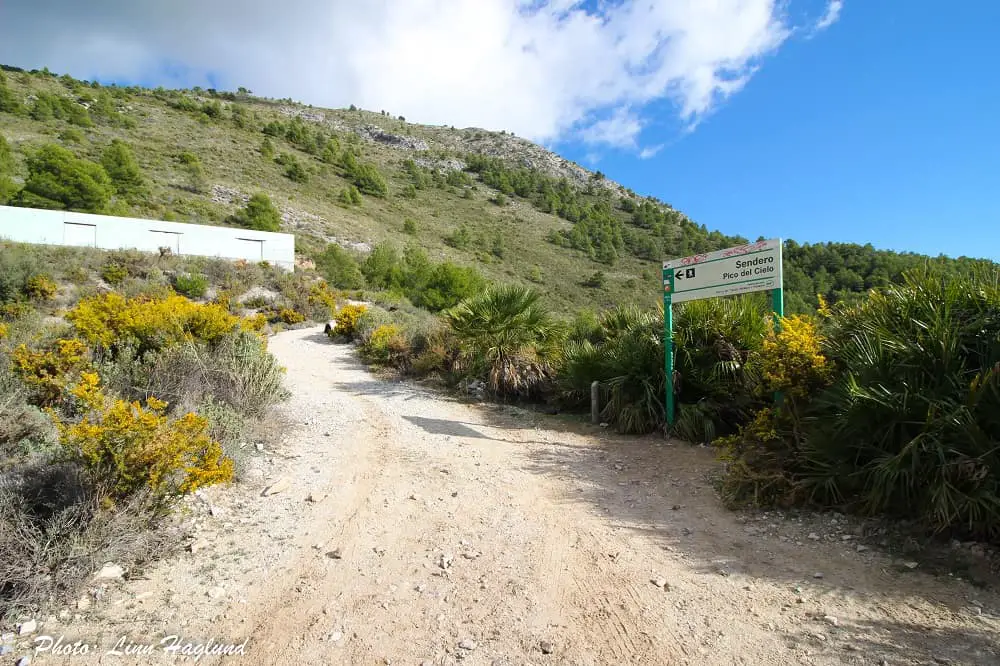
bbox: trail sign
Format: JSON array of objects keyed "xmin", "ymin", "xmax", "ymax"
[
  {"xmin": 662, "ymin": 238, "xmax": 782, "ymax": 303},
  {"xmin": 663, "ymin": 239, "xmax": 784, "ymax": 428}
]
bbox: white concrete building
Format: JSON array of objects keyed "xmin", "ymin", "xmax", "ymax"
[{"xmin": 0, "ymin": 205, "xmax": 295, "ymax": 270}]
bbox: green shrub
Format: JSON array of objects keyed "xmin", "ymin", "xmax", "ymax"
[
  {"xmin": 269, "ymin": 272, "xmax": 333, "ymax": 322},
  {"xmin": 806, "ymin": 271, "xmax": 1000, "ymax": 538},
  {"xmin": 262, "ymin": 120, "xmax": 284, "ymax": 137},
  {"xmin": 0, "ymin": 247, "xmax": 44, "ymax": 303},
  {"xmin": 582, "ymin": 271, "xmax": 605, "ymax": 288},
  {"xmin": 359, "ymin": 243, "xmax": 485, "ymax": 312},
  {"xmin": 342, "ymin": 153, "xmax": 388, "ymax": 197},
  {"xmin": 410, "ymin": 328, "xmax": 461, "ymax": 378},
  {"xmin": 230, "ymin": 104, "xmax": 252, "ymax": 129},
  {"xmin": 200, "ymin": 100, "xmax": 223, "ymax": 119},
  {"xmin": 100, "ymin": 139, "xmax": 146, "ymax": 199},
  {"xmin": 315, "ymin": 243, "xmax": 365, "ymax": 289},
  {"xmin": 173, "ymin": 273, "xmax": 209, "ymax": 298},
  {"xmin": 177, "ymin": 151, "xmax": 208, "ymax": 193},
  {"xmin": 361, "ymin": 243, "xmax": 404, "ymax": 290},
  {"xmin": 339, "ymin": 185, "xmax": 362, "ymax": 206},
  {"xmin": 0, "ymin": 357, "xmax": 56, "ymax": 458},
  {"xmin": 0, "ymin": 135, "xmax": 16, "ymax": 203},
  {"xmin": 0, "ymin": 75, "xmax": 24, "ymax": 114},
  {"xmin": 260, "ymin": 137, "xmax": 275, "ymax": 159},
  {"xmin": 282, "ymin": 156, "xmax": 308, "ymax": 183},
  {"xmin": 444, "ymin": 225, "xmax": 472, "ymax": 249},
  {"xmin": 196, "ymin": 397, "xmax": 250, "ymax": 475},
  {"xmin": 352, "ymin": 306, "xmax": 394, "ymax": 342},
  {"xmin": 14, "ymin": 144, "xmax": 112, "ymax": 212},
  {"xmin": 568, "ymin": 308, "xmax": 602, "ymax": 344},
  {"xmin": 59, "ymin": 128, "xmax": 85, "ymax": 144},
  {"xmin": 411, "ymin": 262, "xmax": 485, "ymax": 312},
  {"xmin": 403, "ymin": 218, "xmax": 418, "ymax": 235},
  {"xmin": 98, "ymin": 329, "xmax": 287, "ymax": 419},
  {"xmin": 230, "ymin": 193, "xmax": 281, "ymax": 232},
  {"xmin": 559, "ymin": 296, "xmax": 768, "ymax": 436},
  {"xmin": 210, "ymin": 329, "xmax": 289, "ymax": 417},
  {"xmin": 100, "ymin": 261, "xmax": 129, "ymax": 285},
  {"xmin": 89, "ymin": 90, "xmax": 134, "ymax": 127},
  {"xmin": 29, "ymin": 94, "xmax": 53, "ymax": 122}
]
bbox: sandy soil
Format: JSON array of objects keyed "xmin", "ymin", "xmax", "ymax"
[{"xmin": 10, "ymin": 326, "xmax": 1000, "ymax": 665}]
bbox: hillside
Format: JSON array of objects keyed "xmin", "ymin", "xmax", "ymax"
[{"xmin": 0, "ymin": 64, "xmax": 995, "ymax": 313}]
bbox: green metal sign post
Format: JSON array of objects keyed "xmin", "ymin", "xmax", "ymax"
[
  {"xmin": 663, "ymin": 266, "xmax": 675, "ymax": 426},
  {"xmin": 663, "ymin": 239, "xmax": 784, "ymax": 428}
]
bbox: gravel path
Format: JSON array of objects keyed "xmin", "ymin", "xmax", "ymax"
[{"xmin": 14, "ymin": 326, "xmax": 1000, "ymax": 665}]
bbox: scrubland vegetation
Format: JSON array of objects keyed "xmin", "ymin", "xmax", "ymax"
[{"xmin": 0, "ymin": 243, "xmax": 321, "ymax": 617}]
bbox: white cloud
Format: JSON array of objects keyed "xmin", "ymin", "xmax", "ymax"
[
  {"xmin": 581, "ymin": 108, "xmax": 643, "ymax": 148},
  {"xmin": 0, "ymin": 0, "xmax": 821, "ymax": 147},
  {"xmin": 814, "ymin": 1, "xmax": 844, "ymax": 33},
  {"xmin": 638, "ymin": 144, "xmax": 664, "ymax": 160}
]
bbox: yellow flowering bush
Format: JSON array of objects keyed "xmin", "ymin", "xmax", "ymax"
[
  {"xmin": 11, "ymin": 338, "xmax": 93, "ymax": 407},
  {"xmin": 759, "ymin": 314, "xmax": 832, "ymax": 400},
  {"xmin": 715, "ymin": 314, "xmax": 833, "ymax": 508},
  {"xmin": 0, "ymin": 322, "xmax": 7, "ymax": 339},
  {"xmin": 55, "ymin": 373, "xmax": 234, "ymax": 503},
  {"xmin": 331, "ymin": 303, "xmax": 367, "ymax": 339},
  {"xmin": 25, "ymin": 274, "xmax": 58, "ymax": 301},
  {"xmin": 360, "ymin": 324, "xmax": 410, "ymax": 366},
  {"xmin": 67, "ymin": 293, "xmax": 240, "ymax": 353},
  {"xmin": 816, "ymin": 293, "xmax": 832, "ymax": 318},
  {"xmin": 308, "ymin": 280, "xmax": 339, "ymax": 318},
  {"xmin": 0, "ymin": 301, "xmax": 33, "ymax": 320},
  {"xmin": 278, "ymin": 307, "xmax": 305, "ymax": 324},
  {"xmin": 240, "ymin": 312, "xmax": 269, "ymax": 334}
]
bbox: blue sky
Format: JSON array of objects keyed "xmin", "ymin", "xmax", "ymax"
[
  {"xmin": 1, "ymin": 0, "xmax": 996, "ymax": 260},
  {"xmin": 555, "ymin": 2, "xmax": 1000, "ymax": 260}
]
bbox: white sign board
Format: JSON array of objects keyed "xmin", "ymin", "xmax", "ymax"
[{"xmin": 662, "ymin": 239, "xmax": 782, "ymax": 303}]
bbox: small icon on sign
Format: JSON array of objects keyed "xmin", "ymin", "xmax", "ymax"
[{"xmin": 664, "ymin": 283, "xmax": 671, "ymax": 293}]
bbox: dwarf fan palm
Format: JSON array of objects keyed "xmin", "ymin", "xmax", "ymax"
[
  {"xmin": 802, "ymin": 268, "xmax": 1000, "ymax": 540},
  {"xmin": 445, "ymin": 284, "xmax": 565, "ymax": 399}
]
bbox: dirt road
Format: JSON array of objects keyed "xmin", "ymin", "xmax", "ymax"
[{"xmin": 20, "ymin": 327, "xmax": 1000, "ymax": 665}]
